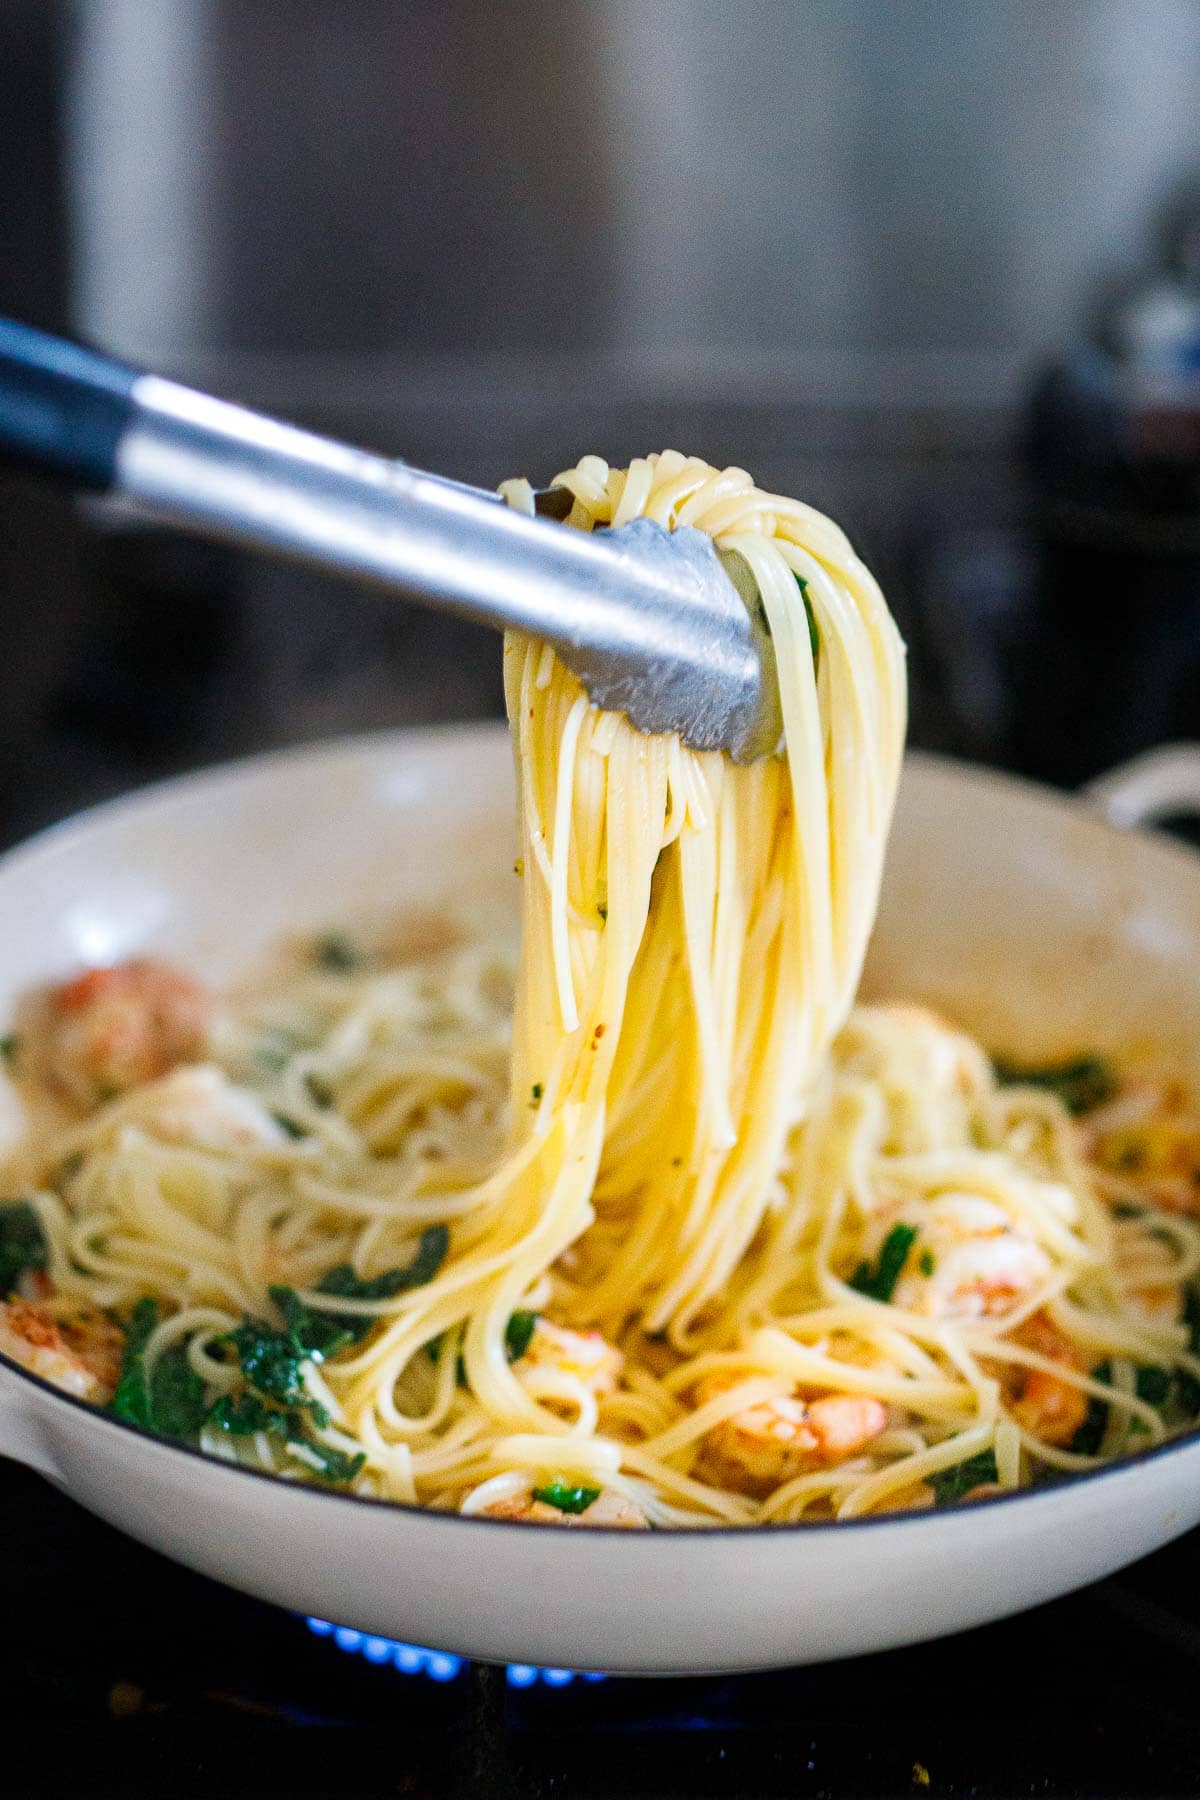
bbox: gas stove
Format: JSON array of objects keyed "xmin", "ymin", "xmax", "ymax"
[{"xmin": 6, "ymin": 1459, "xmax": 1200, "ymax": 1799}]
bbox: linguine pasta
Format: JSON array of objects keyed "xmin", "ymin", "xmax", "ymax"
[{"xmin": 3, "ymin": 453, "xmax": 1198, "ymax": 1527}]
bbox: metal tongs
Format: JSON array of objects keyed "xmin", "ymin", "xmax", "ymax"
[{"xmin": 0, "ymin": 319, "xmax": 780, "ymax": 760}]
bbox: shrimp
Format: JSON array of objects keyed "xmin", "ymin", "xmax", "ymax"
[
  {"xmin": 134, "ymin": 1066, "xmax": 289, "ymax": 1153},
  {"xmin": 693, "ymin": 1372, "xmax": 887, "ymax": 1498},
  {"xmin": 45, "ymin": 958, "xmax": 213, "ymax": 1107},
  {"xmin": 1085, "ymin": 1077, "xmax": 1200, "ymax": 1215},
  {"xmin": 473, "ymin": 1482, "xmax": 648, "ymax": 1528},
  {"xmin": 1006, "ymin": 1312, "xmax": 1089, "ymax": 1447},
  {"xmin": 0, "ymin": 1297, "xmax": 124, "ymax": 1403},
  {"xmin": 869, "ymin": 1193, "xmax": 1052, "ymax": 1321},
  {"xmin": 518, "ymin": 1319, "xmax": 623, "ymax": 1397}
]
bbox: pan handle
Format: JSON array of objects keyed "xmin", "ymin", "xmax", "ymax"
[
  {"xmin": 1084, "ymin": 743, "xmax": 1200, "ymax": 831},
  {"xmin": 0, "ymin": 1371, "xmax": 61, "ymax": 1480}
]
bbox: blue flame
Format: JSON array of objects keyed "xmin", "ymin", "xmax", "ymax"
[{"xmin": 306, "ymin": 1617, "xmax": 605, "ymax": 1687}]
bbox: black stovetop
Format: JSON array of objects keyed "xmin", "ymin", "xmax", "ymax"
[{"xmin": 6, "ymin": 1459, "xmax": 1200, "ymax": 1800}]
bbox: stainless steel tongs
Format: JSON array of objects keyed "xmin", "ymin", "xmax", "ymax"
[{"xmin": 0, "ymin": 319, "xmax": 780, "ymax": 761}]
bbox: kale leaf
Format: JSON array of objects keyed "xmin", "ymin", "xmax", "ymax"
[
  {"xmin": 505, "ymin": 1310, "xmax": 538, "ymax": 1363},
  {"xmin": 849, "ymin": 1223, "xmax": 918, "ymax": 1303},
  {"xmin": 1070, "ymin": 1360, "xmax": 1111, "ymax": 1455},
  {"xmin": 0, "ymin": 1199, "xmax": 47, "ymax": 1298},
  {"xmin": 992, "ymin": 1053, "xmax": 1117, "ymax": 1116},
  {"xmin": 533, "ymin": 1481, "xmax": 601, "ymax": 1515},
  {"xmin": 312, "ymin": 931, "xmax": 367, "ymax": 974},
  {"xmin": 111, "ymin": 1298, "xmax": 208, "ymax": 1439},
  {"xmin": 275, "ymin": 1225, "xmax": 451, "ymax": 1349},
  {"xmin": 207, "ymin": 1389, "xmax": 363, "ymax": 1484},
  {"xmin": 928, "ymin": 1449, "xmax": 998, "ymax": 1505}
]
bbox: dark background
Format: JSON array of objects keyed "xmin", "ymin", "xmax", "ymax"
[
  {"xmin": 4, "ymin": 0, "xmax": 1200, "ymax": 836},
  {"xmin": 5, "ymin": 4, "xmax": 1200, "ymax": 1795}
]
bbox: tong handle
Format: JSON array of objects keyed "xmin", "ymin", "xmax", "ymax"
[{"xmin": 0, "ymin": 316, "xmax": 139, "ymax": 489}]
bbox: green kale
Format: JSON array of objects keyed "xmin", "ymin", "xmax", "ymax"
[
  {"xmin": 265, "ymin": 1224, "xmax": 451, "ymax": 1367},
  {"xmin": 227, "ymin": 1311, "xmax": 328, "ymax": 1406},
  {"xmin": 505, "ymin": 1310, "xmax": 538, "ymax": 1363},
  {"xmin": 208, "ymin": 1390, "xmax": 280, "ymax": 1436},
  {"xmin": 208, "ymin": 1390, "xmax": 362, "ymax": 1484},
  {"xmin": 532, "ymin": 1480, "xmax": 601, "ymax": 1515},
  {"xmin": 1135, "ymin": 1365, "xmax": 1172, "ymax": 1407},
  {"xmin": 302, "ymin": 1439, "xmax": 366, "ymax": 1484},
  {"xmin": 1175, "ymin": 1288, "xmax": 1200, "ymax": 1416},
  {"xmin": 849, "ymin": 1223, "xmax": 918, "ymax": 1303},
  {"xmin": 313, "ymin": 931, "xmax": 366, "ymax": 974},
  {"xmin": 271, "ymin": 1112, "xmax": 308, "ymax": 1140},
  {"xmin": 304, "ymin": 1071, "xmax": 335, "ymax": 1109},
  {"xmin": 0, "ymin": 1199, "xmax": 47, "ymax": 1298},
  {"xmin": 0, "ymin": 1034, "xmax": 20, "ymax": 1067},
  {"xmin": 928, "ymin": 1449, "xmax": 998, "ymax": 1506},
  {"xmin": 111, "ymin": 1298, "xmax": 160, "ymax": 1430},
  {"xmin": 1070, "ymin": 1360, "xmax": 1111, "ymax": 1456},
  {"xmin": 991, "ymin": 1053, "xmax": 1117, "ymax": 1116},
  {"xmin": 111, "ymin": 1298, "xmax": 207, "ymax": 1439},
  {"xmin": 917, "ymin": 1249, "xmax": 937, "ymax": 1278}
]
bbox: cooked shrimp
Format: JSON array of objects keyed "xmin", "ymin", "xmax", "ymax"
[
  {"xmin": 1006, "ymin": 1312, "xmax": 1089, "ymax": 1447},
  {"xmin": 872, "ymin": 1193, "xmax": 1052, "ymax": 1320},
  {"xmin": 519, "ymin": 1319, "xmax": 623, "ymax": 1397},
  {"xmin": 46, "ymin": 958, "xmax": 213, "ymax": 1107},
  {"xmin": 0, "ymin": 1297, "xmax": 124, "ymax": 1402},
  {"xmin": 694, "ymin": 1372, "xmax": 887, "ymax": 1497},
  {"xmin": 474, "ymin": 1482, "xmax": 648, "ymax": 1528},
  {"xmin": 134, "ymin": 1066, "xmax": 289, "ymax": 1153}
]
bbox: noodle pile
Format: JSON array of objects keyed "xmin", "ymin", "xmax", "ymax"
[{"xmin": 6, "ymin": 453, "xmax": 1199, "ymax": 1525}]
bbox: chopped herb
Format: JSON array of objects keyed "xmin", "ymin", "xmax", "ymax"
[
  {"xmin": 313, "ymin": 931, "xmax": 366, "ymax": 974},
  {"xmin": 111, "ymin": 1299, "xmax": 160, "ymax": 1430},
  {"xmin": 1176, "ymin": 1288, "xmax": 1200, "ymax": 1415},
  {"xmin": 111, "ymin": 1298, "xmax": 207, "ymax": 1439},
  {"xmin": 228, "ymin": 1313, "xmax": 321, "ymax": 1406},
  {"xmin": 302, "ymin": 1439, "xmax": 367, "ymax": 1484},
  {"xmin": 208, "ymin": 1390, "xmax": 363, "ymax": 1484},
  {"xmin": 531, "ymin": 1083, "xmax": 543, "ymax": 1104},
  {"xmin": 992, "ymin": 1053, "xmax": 1117, "ymax": 1116},
  {"xmin": 304, "ymin": 1071, "xmax": 335, "ymax": 1109},
  {"xmin": 505, "ymin": 1310, "xmax": 538, "ymax": 1363},
  {"xmin": 1135, "ymin": 1365, "xmax": 1171, "ymax": 1406},
  {"xmin": 918, "ymin": 1248, "xmax": 937, "ymax": 1277},
  {"xmin": 597, "ymin": 903, "xmax": 608, "ymax": 922},
  {"xmin": 1112, "ymin": 1200, "xmax": 1145, "ymax": 1220},
  {"xmin": 148, "ymin": 1343, "xmax": 210, "ymax": 1438},
  {"xmin": 207, "ymin": 1390, "xmax": 278, "ymax": 1436},
  {"xmin": 849, "ymin": 1223, "xmax": 918, "ymax": 1302},
  {"xmin": 533, "ymin": 1480, "xmax": 601, "ymax": 1515},
  {"xmin": 0, "ymin": 1034, "xmax": 19, "ymax": 1067},
  {"xmin": 271, "ymin": 1112, "xmax": 308, "ymax": 1140},
  {"xmin": 0, "ymin": 1199, "xmax": 47, "ymax": 1298},
  {"xmin": 1070, "ymin": 1360, "xmax": 1111, "ymax": 1455},
  {"xmin": 267, "ymin": 1225, "xmax": 452, "ymax": 1360},
  {"xmin": 928, "ymin": 1448, "xmax": 998, "ymax": 1505}
]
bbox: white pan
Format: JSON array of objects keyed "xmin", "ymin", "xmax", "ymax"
[{"xmin": 2, "ymin": 725, "xmax": 1200, "ymax": 1676}]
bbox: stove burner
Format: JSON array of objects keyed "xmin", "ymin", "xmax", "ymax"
[{"xmin": 305, "ymin": 1615, "xmax": 606, "ymax": 1688}]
